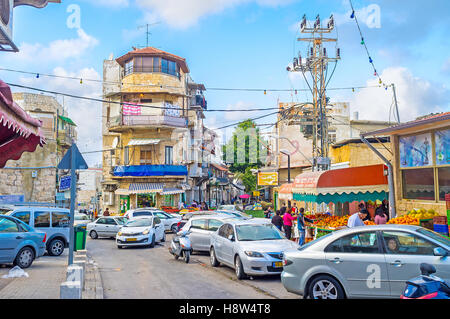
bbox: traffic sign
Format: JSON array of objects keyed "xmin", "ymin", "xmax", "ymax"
[{"xmin": 57, "ymin": 143, "xmax": 88, "ymax": 170}]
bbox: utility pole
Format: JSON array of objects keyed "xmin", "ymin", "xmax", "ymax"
[{"xmin": 287, "ymin": 14, "xmax": 340, "ymax": 171}]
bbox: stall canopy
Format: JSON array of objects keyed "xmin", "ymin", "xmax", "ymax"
[
  {"xmin": 278, "ymin": 183, "xmax": 293, "ymax": 200},
  {"xmin": 292, "ymin": 164, "xmax": 388, "ymax": 204},
  {"xmin": 161, "ymin": 188, "xmax": 185, "ymax": 195},
  {"xmin": 128, "ymin": 183, "xmax": 164, "ymax": 194},
  {"xmin": 0, "ymin": 80, "xmax": 45, "ymax": 168}
]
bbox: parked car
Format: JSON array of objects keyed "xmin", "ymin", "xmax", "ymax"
[
  {"xmin": 151, "ymin": 210, "xmax": 181, "ymax": 232},
  {"xmin": 217, "ymin": 205, "xmax": 243, "ymax": 212},
  {"xmin": 209, "ymin": 219, "xmax": 298, "ymax": 279},
  {"xmin": 116, "ymin": 217, "xmax": 166, "ymax": 248},
  {"xmin": 87, "ymin": 216, "xmax": 127, "ymax": 239},
  {"xmin": 0, "ymin": 215, "xmax": 46, "ymax": 268},
  {"xmin": 215, "ymin": 210, "xmax": 251, "ymax": 219},
  {"xmin": 74, "ymin": 214, "xmax": 91, "ymax": 227},
  {"xmin": 181, "ymin": 214, "xmax": 235, "ymax": 252},
  {"xmin": 176, "ymin": 211, "xmax": 217, "ymax": 232},
  {"xmin": 0, "ymin": 204, "xmax": 16, "ymax": 215},
  {"xmin": 6, "ymin": 207, "xmax": 70, "ymax": 257},
  {"xmin": 281, "ymin": 225, "xmax": 450, "ymax": 299}
]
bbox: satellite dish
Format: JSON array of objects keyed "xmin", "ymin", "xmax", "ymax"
[{"xmin": 112, "ymin": 137, "xmax": 118, "ymax": 149}]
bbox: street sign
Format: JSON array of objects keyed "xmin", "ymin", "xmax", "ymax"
[
  {"xmin": 257, "ymin": 172, "xmax": 278, "ymax": 186},
  {"xmin": 59, "ymin": 175, "xmax": 71, "ymax": 191},
  {"xmin": 58, "ymin": 143, "xmax": 88, "ymax": 170}
]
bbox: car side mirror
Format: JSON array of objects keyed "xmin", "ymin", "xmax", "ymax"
[
  {"xmin": 434, "ymin": 247, "xmax": 448, "ymax": 257},
  {"xmin": 227, "ymin": 234, "xmax": 235, "ymax": 241}
]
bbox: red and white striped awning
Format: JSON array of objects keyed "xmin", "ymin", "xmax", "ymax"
[{"xmin": 0, "ymin": 80, "xmax": 45, "ymax": 168}]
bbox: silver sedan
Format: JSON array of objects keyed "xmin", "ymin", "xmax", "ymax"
[
  {"xmin": 209, "ymin": 219, "xmax": 298, "ymax": 279},
  {"xmin": 281, "ymin": 225, "xmax": 450, "ymax": 299}
]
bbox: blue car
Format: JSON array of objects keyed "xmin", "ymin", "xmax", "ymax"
[{"xmin": 0, "ymin": 215, "xmax": 46, "ymax": 268}]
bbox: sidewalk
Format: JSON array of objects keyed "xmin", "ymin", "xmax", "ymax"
[{"xmin": 0, "ymin": 252, "xmax": 68, "ymax": 299}]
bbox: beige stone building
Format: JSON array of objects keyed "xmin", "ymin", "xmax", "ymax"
[
  {"xmin": 77, "ymin": 168, "xmax": 103, "ymax": 210},
  {"xmin": 0, "ymin": 93, "xmax": 76, "ymax": 204},
  {"xmin": 101, "ymin": 47, "xmax": 210, "ymax": 213}
]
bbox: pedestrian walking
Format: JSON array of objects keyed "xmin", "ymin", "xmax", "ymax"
[
  {"xmin": 282, "ymin": 209, "xmax": 296, "ymax": 240},
  {"xmin": 296, "ymin": 208, "xmax": 313, "ymax": 246},
  {"xmin": 271, "ymin": 210, "xmax": 283, "ymax": 231}
]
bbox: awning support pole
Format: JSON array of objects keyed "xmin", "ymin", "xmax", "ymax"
[{"xmin": 360, "ymin": 135, "xmax": 396, "ymax": 218}]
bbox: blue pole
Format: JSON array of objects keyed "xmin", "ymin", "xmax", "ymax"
[{"xmin": 68, "ymin": 144, "xmax": 77, "ymax": 265}]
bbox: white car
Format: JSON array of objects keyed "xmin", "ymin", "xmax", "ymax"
[
  {"xmin": 123, "ymin": 209, "xmax": 181, "ymax": 232},
  {"xmin": 116, "ymin": 217, "xmax": 166, "ymax": 249},
  {"xmin": 87, "ymin": 216, "xmax": 128, "ymax": 239}
]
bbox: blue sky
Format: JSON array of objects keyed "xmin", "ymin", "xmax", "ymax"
[{"xmin": 1, "ymin": 0, "xmax": 449, "ymax": 165}]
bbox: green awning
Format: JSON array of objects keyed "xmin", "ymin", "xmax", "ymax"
[
  {"xmin": 59, "ymin": 115, "xmax": 77, "ymax": 126},
  {"xmin": 293, "ymin": 191, "xmax": 388, "ymax": 204}
]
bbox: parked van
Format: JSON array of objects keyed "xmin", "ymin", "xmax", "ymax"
[{"xmin": 6, "ymin": 207, "xmax": 70, "ymax": 256}]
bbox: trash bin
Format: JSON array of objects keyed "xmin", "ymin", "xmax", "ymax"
[{"xmin": 74, "ymin": 225, "xmax": 87, "ymax": 251}]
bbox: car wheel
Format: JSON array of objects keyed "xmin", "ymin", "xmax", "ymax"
[
  {"xmin": 235, "ymin": 255, "xmax": 246, "ymax": 280},
  {"xmin": 308, "ymin": 275, "xmax": 345, "ymax": 299},
  {"xmin": 117, "ymin": 245, "xmax": 123, "ymax": 249},
  {"xmin": 210, "ymin": 247, "xmax": 220, "ymax": 267},
  {"xmin": 171, "ymin": 224, "xmax": 178, "ymax": 233},
  {"xmin": 184, "ymin": 250, "xmax": 190, "ymax": 263},
  {"xmin": 14, "ymin": 247, "xmax": 35, "ymax": 269},
  {"xmin": 149, "ymin": 234, "xmax": 156, "ymax": 248},
  {"xmin": 48, "ymin": 239, "xmax": 64, "ymax": 256},
  {"xmin": 89, "ymin": 230, "xmax": 98, "ymax": 239},
  {"xmin": 161, "ymin": 232, "xmax": 166, "ymax": 242}
]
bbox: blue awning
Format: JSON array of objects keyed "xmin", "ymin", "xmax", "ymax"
[{"xmin": 113, "ymin": 165, "xmax": 188, "ymax": 177}]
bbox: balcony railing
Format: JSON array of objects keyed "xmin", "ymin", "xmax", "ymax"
[{"xmin": 108, "ymin": 114, "xmax": 188, "ymax": 129}]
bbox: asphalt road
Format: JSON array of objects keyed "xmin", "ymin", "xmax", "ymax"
[{"xmin": 87, "ymin": 234, "xmax": 299, "ymax": 299}]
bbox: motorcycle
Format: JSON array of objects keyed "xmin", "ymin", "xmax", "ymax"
[
  {"xmin": 169, "ymin": 230, "xmax": 192, "ymax": 263},
  {"xmin": 401, "ymin": 263, "xmax": 450, "ymax": 299}
]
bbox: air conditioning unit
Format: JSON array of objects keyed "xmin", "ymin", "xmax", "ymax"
[{"xmin": 103, "ymin": 192, "xmax": 115, "ymax": 206}]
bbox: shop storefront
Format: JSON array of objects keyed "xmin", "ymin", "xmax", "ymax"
[
  {"xmin": 290, "ymin": 164, "xmax": 389, "ymax": 216},
  {"xmin": 363, "ymin": 113, "xmax": 450, "ymax": 216}
]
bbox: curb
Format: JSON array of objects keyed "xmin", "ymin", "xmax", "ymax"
[{"xmin": 84, "ymin": 254, "xmax": 104, "ymax": 299}]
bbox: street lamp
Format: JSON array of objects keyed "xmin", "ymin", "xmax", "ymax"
[{"xmin": 280, "ymin": 149, "xmax": 291, "ymax": 183}]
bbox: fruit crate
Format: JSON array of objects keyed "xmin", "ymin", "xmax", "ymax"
[
  {"xmin": 419, "ymin": 219, "xmax": 434, "ymax": 230},
  {"xmin": 433, "ymin": 216, "xmax": 448, "ymax": 225}
]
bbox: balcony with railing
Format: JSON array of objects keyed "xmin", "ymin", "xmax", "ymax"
[{"xmin": 108, "ymin": 114, "xmax": 188, "ymax": 131}]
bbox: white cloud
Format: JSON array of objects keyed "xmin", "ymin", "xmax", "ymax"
[
  {"xmin": 350, "ymin": 67, "xmax": 450, "ymax": 123},
  {"xmin": 442, "ymin": 58, "xmax": 450, "ymax": 74},
  {"xmin": 6, "ymin": 29, "xmax": 98, "ymax": 65},
  {"xmin": 19, "ymin": 68, "xmax": 103, "ymax": 166},
  {"xmin": 136, "ymin": 0, "xmax": 293, "ymax": 29}
]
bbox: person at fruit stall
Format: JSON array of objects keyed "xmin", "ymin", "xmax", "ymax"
[
  {"xmin": 358, "ymin": 203, "xmax": 371, "ymax": 221},
  {"xmin": 272, "ymin": 210, "xmax": 283, "ymax": 231},
  {"xmin": 381, "ymin": 199, "xmax": 390, "ymax": 222},
  {"xmin": 296, "ymin": 208, "xmax": 314, "ymax": 245},
  {"xmin": 347, "ymin": 210, "xmax": 368, "ymax": 228},
  {"xmin": 374, "ymin": 203, "xmax": 388, "ymax": 225},
  {"xmin": 282, "ymin": 209, "xmax": 296, "ymax": 240}
]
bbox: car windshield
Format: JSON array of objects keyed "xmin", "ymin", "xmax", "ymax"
[
  {"xmin": 218, "ymin": 205, "xmax": 235, "ymax": 210},
  {"xmin": 133, "ymin": 211, "xmax": 152, "ymax": 217},
  {"xmin": 75, "ymin": 215, "xmax": 88, "ymax": 220},
  {"xmin": 416, "ymin": 228, "xmax": 450, "ymax": 247},
  {"xmin": 116, "ymin": 217, "xmax": 127, "ymax": 225},
  {"xmin": 124, "ymin": 218, "xmax": 153, "ymax": 227},
  {"xmin": 236, "ymin": 224, "xmax": 283, "ymax": 241}
]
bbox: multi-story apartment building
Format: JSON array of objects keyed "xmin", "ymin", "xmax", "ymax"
[
  {"xmin": 101, "ymin": 47, "xmax": 209, "ymax": 213},
  {"xmin": 0, "ymin": 93, "xmax": 76, "ymax": 204}
]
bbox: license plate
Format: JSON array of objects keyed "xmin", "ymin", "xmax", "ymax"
[
  {"xmin": 126, "ymin": 238, "xmax": 137, "ymax": 242},
  {"xmin": 272, "ymin": 262, "xmax": 283, "ymax": 268}
]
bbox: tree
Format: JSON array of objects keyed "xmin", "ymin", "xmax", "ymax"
[{"xmin": 222, "ymin": 119, "xmax": 268, "ymax": 174}]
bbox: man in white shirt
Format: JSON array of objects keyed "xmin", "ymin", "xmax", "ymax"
[{"xmin": 347, "ymin": 211, "xmax": 368, "ymax": 228}]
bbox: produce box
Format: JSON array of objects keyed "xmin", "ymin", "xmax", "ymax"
[
  {"xmin": 420, "ymin": 219, "xmax": 434, "ymax": 230},
  {"xmin": 433, "ymin": 216, "xmax": 448, "ymax": 225},
  {"xmin": 433, "ymin": 224, "xmax": 449, "ymax": 235}
]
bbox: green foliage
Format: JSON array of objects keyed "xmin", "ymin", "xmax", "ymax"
[
  {"xmin": 222, "ymin": 119, "xmax": 267, "ymax": 174},
  {"xmin": 241, "ymin": 166, "xmax": 257, "ymax": 192}
]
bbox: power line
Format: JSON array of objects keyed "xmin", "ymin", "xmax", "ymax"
[{"xmin": 1, "ymin": 66, "xmax": 383, "ymax": 93}]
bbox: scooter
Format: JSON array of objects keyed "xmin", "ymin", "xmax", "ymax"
[
  {"xmin": 169, "ymin": 230, "xmax": 192, "ymax": 263},
  {"xmin": 401, "ymin": 263, "xmax": 450, "ymax": 299}
]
